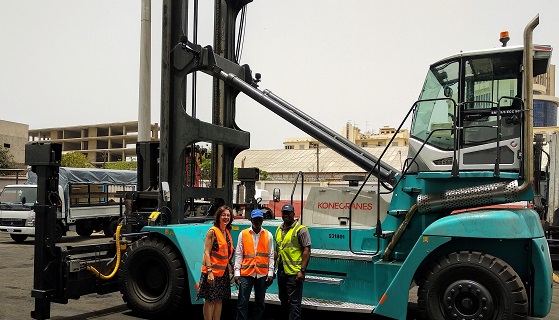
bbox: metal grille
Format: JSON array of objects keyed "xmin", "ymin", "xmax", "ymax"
[
  {"xmin": 0, "ymin": 218, "xmax": 26, "ymax": 227},
  {"xmin": 417, "ymin": 180, "xmax": 519, "ymax": 214},
  {"xmin": 230, "ymin": 291, "xmax": 375, "ymax": 313}
]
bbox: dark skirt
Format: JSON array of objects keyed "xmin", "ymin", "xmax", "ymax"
[{"xmin": 196, "ymin": 271, "xmax": 232, "ymax": 302}]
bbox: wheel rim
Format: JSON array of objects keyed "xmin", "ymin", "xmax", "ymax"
[
  {"xmin": 131, "ymin": 256, "xmax": 169, "ymax": 302},
  {"xmin": 442, "ymin": 279, "xmax": 495, "ymax": 319}
]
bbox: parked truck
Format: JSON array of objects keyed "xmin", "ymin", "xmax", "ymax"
[
  {"xmin": 0, "ymin": 167, "xmax": 136, "ymax": 243},
  {"xmin": 27, "ymin": 2, "xmax": 553, "ymax": 320}
]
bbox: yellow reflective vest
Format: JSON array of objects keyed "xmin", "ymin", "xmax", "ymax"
[{"xmin": 275, "ymin": 222, "xmax": 306, "ymax": 275}]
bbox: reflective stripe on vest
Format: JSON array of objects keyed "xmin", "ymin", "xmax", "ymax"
[
  {"xmin": 275, "ymin": 222, "xmax": 306, "ymax": 275},
  {"xmin": 240, "ymin": 229, "xmax": 270, "ymax": 276},
  {"xmin": 202, "ymin": 226, "xmax": 233, "ymax": 277}
]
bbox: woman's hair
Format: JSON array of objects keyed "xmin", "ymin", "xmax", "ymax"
[{"xmin": 214, "ymin": 205, "xmax": 233, "ymax": 230}]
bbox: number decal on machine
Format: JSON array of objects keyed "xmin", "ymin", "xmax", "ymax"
[{"xmin": 329, "ymin": 233, "xmax": 345, "ymax": 239}]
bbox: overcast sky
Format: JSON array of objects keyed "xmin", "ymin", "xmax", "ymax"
[{"xmin": 1, "ymin": 1, "xmax": 557, "ymax": 150}]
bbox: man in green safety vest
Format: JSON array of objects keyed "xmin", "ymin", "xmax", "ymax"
[{"xmin": 274, "ymin": 204, "xmax": 311, "ymax": 320}]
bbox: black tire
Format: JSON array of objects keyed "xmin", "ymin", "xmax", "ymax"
[
  {"xmin": 261, "ymin": 207, "xmax": 274, "ymax": 219},
  {"xmin": 92, "ymin": 220, "xmax": 104, "ymax": 233},
  {"xmin": 417, "ymin": 251, "xmax": 528, "ymax": 320},
  {"xmin": 54, "ymin": 223, "xmax": 64, "ymax": 243},
  {"xmin": 75, "ymin": 221, "xmax": 93, "ymax": 237},
  {"xmin": 10, "ymin": 234, "xmax": 28, "ymax": 243},
  {"xmin": 119, "ymin": 236, "xmax": 187, "ymax": 317},
  {"xmin": 103, "ymin": 219, "xmax": 119, "ymax": 238}
]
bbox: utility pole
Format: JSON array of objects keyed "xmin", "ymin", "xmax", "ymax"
[
  {"xmin": 138, "ymin": 0, "xmax": 151, "ymax": 142},
  {"xmin": 310, "ymin": 142, "xmax": 320, "ymax": 180}
]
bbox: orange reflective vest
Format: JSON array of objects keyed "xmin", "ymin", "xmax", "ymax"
[
  {"xmin": 202, "ymin": 226, "xmax": 233, "ymax": 277},
  {"xmin": 240, "ymin": 228, "xmax": 270, "ymax": 276}
]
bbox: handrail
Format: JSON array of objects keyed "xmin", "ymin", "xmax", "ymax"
[
  {"xmin": 290, "ymin": 171, "xmax": 305, "ymax": 224},
  {"xmin": 347, "ymin": 97, "xmax": 456, "ymax": 256}
]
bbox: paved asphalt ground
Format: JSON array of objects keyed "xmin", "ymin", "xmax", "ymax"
[{"xmin": 1, "ymin": 231, "xmax": 558, "ymax": 320}]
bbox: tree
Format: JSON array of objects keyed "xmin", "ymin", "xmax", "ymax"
[
  {"xmin": 61, "ymin": 152, "xmax": 92, "ymax": 168},
  {"xmin": 200, "ymin": 153, "xmax": 269, "ymax": 181},
  {"xmin": 260, "ymin": 169, "xmax": 269, "ymax": 180},
  {"xmin": 0, "ymin": 147, "xmax": 17, "ymax": 169},
  {"xmin": 200, "ymin": 157, "xmax": 211, "ymax": 181},
  {"xmin": 105, "ymin": 161, "xmax": 137, "ymax": 171}
]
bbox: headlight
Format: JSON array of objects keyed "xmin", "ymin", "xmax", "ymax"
[{"xmin": 26, "ymin": 217, "xmax": 35, "ymax": 227}]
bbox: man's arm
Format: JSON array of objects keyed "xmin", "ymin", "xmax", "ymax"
[
  {"xmin": 267, "ymin": 230, "xmax": 275, "ymax": 277},
  {"xmin": 274, "ymin": 227, "xmax": 280, "ymax": 268},
  {"xmin": 301, "ymin": 245, "xmax": 311, "ymax": 270},
  {"xmin": 233, "ymin": 232, "xmax": 244, "ymax": 278},
  {"xmin": 296, "ymin": 227, "xmax": 311, "ymax": 281}
]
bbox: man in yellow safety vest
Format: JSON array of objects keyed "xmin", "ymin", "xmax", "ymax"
[{"xmin": 275, "ymin": 204, "xmax": 311, "ymax": 320}]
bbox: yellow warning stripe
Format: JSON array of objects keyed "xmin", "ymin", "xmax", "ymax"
[{"xmin": 553, "ymin": 272, "xmax": 559, "ymax": 284}]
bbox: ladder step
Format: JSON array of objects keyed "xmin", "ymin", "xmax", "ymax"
[
  {"xmin": 305, "ymin": 275, "xmax": 343, "ymax": 285},
  {"xmin": 311, "ymin": 248, "xmax": 377, "ymax": 262},
  {"xmin": 231, "ymin": 290, "xmax": 375, "ymax": 314}
]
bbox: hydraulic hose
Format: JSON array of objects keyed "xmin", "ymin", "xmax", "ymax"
[
  {"xmin": 86, "ymin": 224, "xmax": 123, "ymax": 280},
  {"xmin": 382, "ymin": 204, "xmax": 417, "ymax": 261}
]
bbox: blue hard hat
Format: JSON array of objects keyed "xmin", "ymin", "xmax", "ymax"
[
  {"xmin": 251, "ymin": 209, "xmax": 264, "ymax": 219},
  {"xmin": 281, "ymin": 204, "xmax": 294, "ymax": 212}
]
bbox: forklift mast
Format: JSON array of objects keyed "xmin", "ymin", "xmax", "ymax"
[
  {"xmin": 157, "ymin": 0, "xmax": 252, "ymax": 224},
  {"xmin": 152, "ymin": 0, "xmax": 399, "ymax": 224}
]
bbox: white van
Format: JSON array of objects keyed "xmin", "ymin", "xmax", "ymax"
[{"xmin": 0, "ymin": 167, "xmax": 136, "ymax": 242}]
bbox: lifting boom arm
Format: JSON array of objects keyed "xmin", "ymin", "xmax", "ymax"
[{"xmin": 178, "ymin": 40, "xmax": 400, "ymax": 186}]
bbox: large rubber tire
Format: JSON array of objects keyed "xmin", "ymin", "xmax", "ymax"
[
  {"xmin": 10, "ymin": 234, "xmax": 28, "ymax": 243},
  {"xmin": 119, "ymin": 236, "xmax": 187, "ymax": 317},
  {"xmin": 261, "ymin": 207, "xmax": 274, "ymax": 219},
  {"xmin": 92, "ymin": 220, "xmax": 104, "ymax": 233},
  {"xmin": 417, "ymin": 251, "xmax": 528, "ymax": 320},
  {"xmin": 54, "ymin": 223, "xmax": 64, "ymax": 243},
  {"xmin": 75, "ymin": 221, "xmax": 93, "ymax": 237},
  {"xmin": 103, "ymin": 219, "xmax": 119, "ymax": 238}
]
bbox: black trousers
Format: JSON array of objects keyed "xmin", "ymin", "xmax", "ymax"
[{"xmin": 277, "ymin": 268, "xmax": 303, "ymax": 320}]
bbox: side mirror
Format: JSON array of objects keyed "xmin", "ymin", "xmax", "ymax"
[{"xmin": 273, "ymin": 188, "xmax": 280, "ymax": 202}]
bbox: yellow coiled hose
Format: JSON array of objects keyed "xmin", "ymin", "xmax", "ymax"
[{"xmin": 86, "ymin": 224, "xmax": 123, "ymax": 280}]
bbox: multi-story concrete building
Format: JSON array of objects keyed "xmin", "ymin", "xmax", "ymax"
[
  {"xmin": 0, "ymin": 120, "xmax": 28, "ymax": 187},
  {"xmin": 0, "ymin": 119, "xmax": 28, "ymax": 165},
  {"xmin": 342, "ymin": 123, "xmax": 410, "ymax": 147},
  {"xmin": 534, "ymin": 65, "xmax": 559, "ymax": 127},
  {"xmin": 283, "ymin": 124, "xmax": 410, "ymax": 150},
  {"xmin": 29, "ymin": 121, "xmax": 159, "ymax": 167},
  {"xmin": 354, "ymin": 126, "xmax": 410, "ymax": 147}
]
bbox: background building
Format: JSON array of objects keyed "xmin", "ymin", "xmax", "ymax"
[
  {"xmin": 0, "ymin": 119, "xmax": 28, "ymax": 165},
  {"xmin": 283, "ymin": 124, "xmax": 409, "ymax": 150},
  {"xmin": 534, "ymin": 65, "xmax": 558, "ymax": 127},
  {"xmin": 235, "ymin": 146, "xmax": 407, "ymax": 182},
  {"xmin": 29, "ymin": 121, "xmax": 159, "ymax": 167},
  {"xmin": 0, "ymin": 120, "xmax": 28, "ymax": 188}
]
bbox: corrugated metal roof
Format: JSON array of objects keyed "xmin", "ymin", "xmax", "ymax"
[{"xmin": 234, "ymin": 146, "xmax": 408, "ymax": 174}]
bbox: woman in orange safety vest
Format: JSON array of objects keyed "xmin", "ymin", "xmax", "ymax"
[{"xmin": 197, "ymin": 206, "xmax": 234, "ymax": 320}]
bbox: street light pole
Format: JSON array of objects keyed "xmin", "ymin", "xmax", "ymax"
[
  {"xmin": 316, "ymin": 144, "xmax": 319, "ymax": 180},
  {"xmin": 310, "ymin": 142, "xmax": 319, "ymax": 181}
]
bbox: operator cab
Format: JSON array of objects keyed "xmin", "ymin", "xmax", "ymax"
[{"xmin": 407, "ymin": 45, "xmax": 552, "ymax": 173}]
